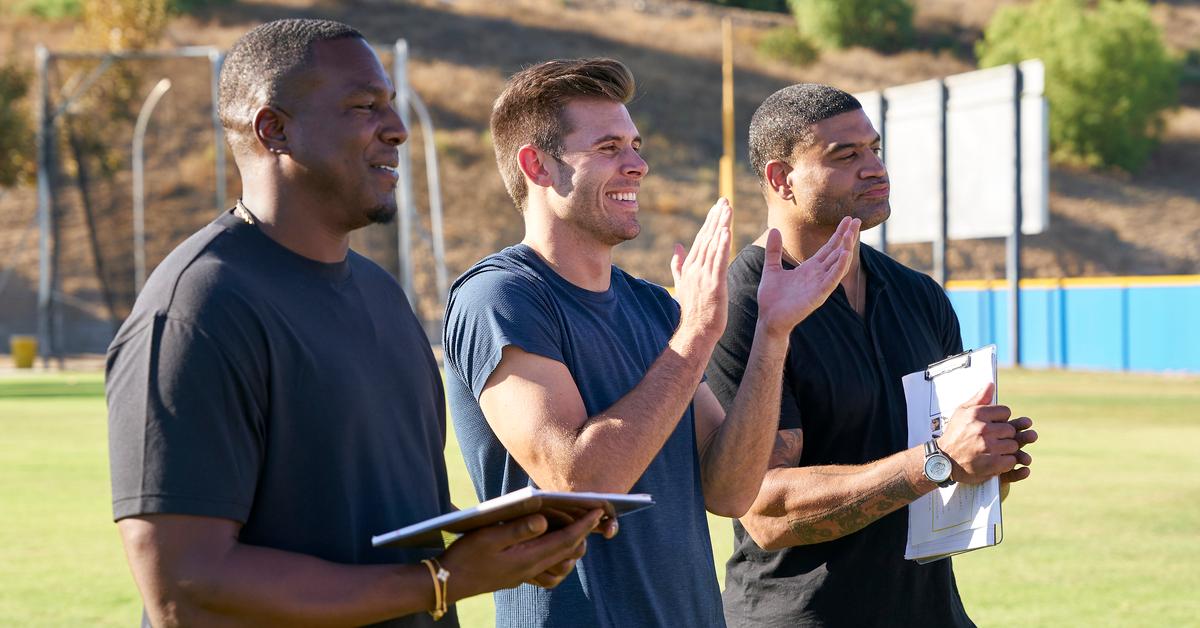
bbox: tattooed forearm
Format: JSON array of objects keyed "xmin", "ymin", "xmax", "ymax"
[
  {"xmin": 785, "ymin": 468, "xmax": 923, "ymax": 545},
  {"xmin": 768, "ymin": 429, "xmax": 804, "ymax": 469}
]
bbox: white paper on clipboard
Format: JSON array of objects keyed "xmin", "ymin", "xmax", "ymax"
[{"xmin": 902, "ymin": 345, "xmax": 1003, "ymax": 563}]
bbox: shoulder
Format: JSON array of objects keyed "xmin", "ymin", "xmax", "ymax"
[
  {"xmin": 865, "ymin": 245, "xmax": 947, "ymax": 302},
  {"xmin": 448, "ymin": 246, "xmax": 555, "ymax": 311},
  {"xmin": 614, "ymin": 266, "xmax": 675, "ymax": 307},
  {"xmin": 727, "ymin": 245, "xmax": 766, "ymax": 311}
]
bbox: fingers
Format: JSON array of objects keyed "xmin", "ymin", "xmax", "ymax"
[
  {"xmin": 598, "ymin": 516, "xmax": 619, "ymax": 540},
  {"xmin": 1014, "ymin": 449, "xmax": 1033, "ymax": 467},
  {"xmin": 1000, "ymin": 465, "xmax": 1032, "ymax": 484},
  {"xmin": 686, "ymin": 198, "xmax": 725, "ymax": 268}
]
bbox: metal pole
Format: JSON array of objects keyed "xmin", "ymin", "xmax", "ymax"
[
  {"xmin": 132, "ymin": 78, "xmax": 172, "ymax": 294},
  {"xmin": 393, "ymin": 40, "xmax": 416, "ymax": 307},
  {"xmin": 408, "ymin": 89, "xmax": 448, "ymax": 303},
  {"xmin": 933, "ymin": 79, "xmax": 948, "ymax": 286},
  {"xmin": 210, "ymin": 51, "xmax": 226, "ymax": 213},
  {"xmin": 877, "ymin": 95, "xmax": 888, "ymax": 256},
  {"xmin": 35, "ymin": 45, "xmax": 53, "ymax": 366},
  {"xmin": 1007, "ymin": 65, "xmax": 1024, "ymax": 367}
]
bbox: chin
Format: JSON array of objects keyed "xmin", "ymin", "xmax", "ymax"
[
  {"xmin": 366, "ymin": 204, "xmax": 398, "ymax": 226},
  {"xmin": 857, "ymin": 201, "xmax": 891, "ymax": 231}
]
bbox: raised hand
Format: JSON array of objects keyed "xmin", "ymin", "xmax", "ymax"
[
  {"xmin": 671, "ymin": 198, "xmax": 733, "ymax": 346},
  {"xmin": 756, "ymin": 216, "xmax": 859, "ymax": 337}
]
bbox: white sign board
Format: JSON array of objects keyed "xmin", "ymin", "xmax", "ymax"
[{"xmin": 853, "ymin": 60, "xmax": 1048, "ymax": 246}]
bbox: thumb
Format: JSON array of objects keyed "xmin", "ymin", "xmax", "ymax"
[
  {"xmin": 963, "ymin": 382, "xmax": 995, "ymax": 408},
  {"xmin": 484, "ymin": 513, "xmax": 549, "ymax": 549},
  {"xmin": 763, "ymin": 228, "xmax": 783, "ymax": 272},
  {"xmin": 671, "ymin": 243, "xmax": 685, "ymax": 285}
]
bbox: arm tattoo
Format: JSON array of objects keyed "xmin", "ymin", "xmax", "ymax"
[
  {"xmin": 768, "ymin": 429, "xmax": 803, "ymax": 469},
  {"xmin": 785, "ymin": 468, "xmax": 922, "ymax": 545}
]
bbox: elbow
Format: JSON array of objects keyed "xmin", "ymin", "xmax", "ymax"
[
  {"xmin": 705, "ymin": 492, "xmax": 756, "ymax": 519},
  {"xmin": 739, "ymin": 513, "xmax": 790, "ymax": 552}
]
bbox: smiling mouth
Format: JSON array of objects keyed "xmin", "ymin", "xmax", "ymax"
[{"xmin": 606, "ymin": 191, "xmax": 637, "ymax": 203}]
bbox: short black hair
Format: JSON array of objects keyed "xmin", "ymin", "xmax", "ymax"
[
  {"xmin": 218, "ymin": 18, "xmax": 363, "ymax": 149},
  {"xmin": 748, "ymin": 83, "xmax": 862, "ymax": 181}
]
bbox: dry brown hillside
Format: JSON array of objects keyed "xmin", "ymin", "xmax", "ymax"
[{"xmin": 1, "ymin": 0, "xmax": 1197, "ymax": 352}]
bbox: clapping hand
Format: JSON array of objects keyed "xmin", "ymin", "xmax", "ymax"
[{"xmin": 756, "ymin": 217, "xmax": 860, "ymax": 338}]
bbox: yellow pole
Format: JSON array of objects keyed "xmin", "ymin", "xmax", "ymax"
[{"xmin": 720, "ymin": 16, "xmax": 735, "ymax": 255}]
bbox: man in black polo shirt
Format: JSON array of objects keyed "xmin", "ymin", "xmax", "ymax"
[{"xmin": 706, "ymin": 84, "xmax": 1039, "ymax": 626}]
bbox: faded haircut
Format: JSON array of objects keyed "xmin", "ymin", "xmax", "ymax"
[
  {"xmin": 490, "ymin": 58, "xmax": 635, "ymax": 212},
  {"xmin": 748, "ymin": 83, "xmax": 862, "ymax": 183},
  {"xmin": 218, "ymin": 18, "xmax": 363, "ymax": 152}
]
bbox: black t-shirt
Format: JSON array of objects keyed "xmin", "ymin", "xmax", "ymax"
[
  {"xmin": 706, "ymin": 243, "xmax": 971, "ymax": 628},
  {"xmin": 106, "ymin": 209, "xmax": 456, "ymax": 627}
]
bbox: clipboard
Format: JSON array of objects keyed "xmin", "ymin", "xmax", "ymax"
[{"xmin": 902, "ymin": 345, "xmax": 1003, "ymax": 563}]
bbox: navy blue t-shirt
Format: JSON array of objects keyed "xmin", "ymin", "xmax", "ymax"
[{"xmin": 443, "ymin": 244, "xmax": 725, "ymax": 628}]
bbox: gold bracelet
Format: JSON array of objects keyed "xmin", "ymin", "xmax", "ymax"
[{"xmin": 420, "ymin": 558, "xmax": 450, "ymax": 620}]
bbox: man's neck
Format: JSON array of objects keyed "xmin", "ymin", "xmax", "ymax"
[
  {"xmin": 763, "ymin": 206, "xmax": 865, "ymax": 313},
  {"xmin": 521, "ymin": 206, "xmax": 615, "ymax": 292},
  {"xmin": 240, "ymin": 185, "xmax": 350, "ymax": 264}
]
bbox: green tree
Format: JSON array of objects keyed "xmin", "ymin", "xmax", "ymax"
[
  {"xmin": 977, "ymin": 0, "xmax": 1179, "ymax": 172},
  {"xmin": 0, "ymin": 64, "xmax": 34, "ymax": 189},
  {"xmin": 788, "ymin": 0, "xmax": 914, "ymax": 52}
]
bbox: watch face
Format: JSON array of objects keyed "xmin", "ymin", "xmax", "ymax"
[{"xmin": 925, "ymin": 454, "xmax": 952, "ymax": 483}]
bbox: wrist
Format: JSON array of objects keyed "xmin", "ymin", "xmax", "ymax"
[{"xmin": 670, "ymin": 324, "xmax": 718, "ymax": 360}]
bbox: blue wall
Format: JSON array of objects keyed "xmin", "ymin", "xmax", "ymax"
[{"xmin": 946, "ymin": 279, "xmax": 1200, "ymax": 373}]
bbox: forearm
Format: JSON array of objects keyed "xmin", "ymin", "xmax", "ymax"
[
  {"xmin": 560, "ymin": 329, "xmax": 713, "ymax": 493},
  {"xmin": 131, "ymin": 539, "xmax": 436, "ymax": 627},
  {"xmin": 741, "ymin": 446, "xmax": 936, "ymax": 550},
  {"xmin": 699, "ymin": 322, "xmax": 789, "ymax": 516}
]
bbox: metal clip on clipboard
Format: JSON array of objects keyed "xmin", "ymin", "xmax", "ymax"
[{"xmin": 924, "ymin": 349, "xmax": 973, "ymax": 381}]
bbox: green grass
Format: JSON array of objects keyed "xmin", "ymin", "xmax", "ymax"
[{"xmin": 1, "ymin": 368, "xmax": 1198, "ymax": 626}]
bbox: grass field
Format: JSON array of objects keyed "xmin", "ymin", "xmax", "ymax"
[{"xmin": 1, "ymin": 368, "xmax": 1197, "ymax": 626}]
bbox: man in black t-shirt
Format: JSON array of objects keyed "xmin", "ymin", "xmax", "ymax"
[
  {"xmin": 106, "ymin": 19, "xmax": 599, "ymax": 627},
  {"xmin": 705, "ymin": 84, "xmax": 1040, "ymax": 627}
]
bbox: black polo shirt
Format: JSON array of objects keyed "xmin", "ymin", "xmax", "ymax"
[{"xmin": 706, "ymin": 243, "xmax": 972, "ymax": 627}]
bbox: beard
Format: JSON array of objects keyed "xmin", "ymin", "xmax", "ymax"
[
  {"xmin": 365, "ymin": 202, "xmax": 397, "ymax": 225},
  {"xmin": 808, "ymin": 185, "xmax": 890, "ymax": 231}
]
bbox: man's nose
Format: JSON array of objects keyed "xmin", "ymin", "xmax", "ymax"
[
  {"xmin": 623, "ymin": 147, "xmax": 649, "ymax": 178},
  {"xmin": 382, "ymin": 103, "xmax": 408, "ymax": 146}
]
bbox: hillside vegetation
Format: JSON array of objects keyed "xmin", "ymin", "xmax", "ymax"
[{"xmin": 0, "ymin": 0, "xmax": 1197, "ymax": 349}]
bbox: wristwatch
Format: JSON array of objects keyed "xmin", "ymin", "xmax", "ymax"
[{"xmin": 923, "ymin": 439, "xmax": 955, "ymax": 488}]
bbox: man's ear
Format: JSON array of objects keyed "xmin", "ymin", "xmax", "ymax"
[
  {"xmin": 764, "ymin": 160, "xmax": 794, "ymax": 201},
  {"xmin": 253, "ymin": 105, "xmax": 291, "ymax": 156},
  {"xmin": 517, "ymin": 144, "xmax": 556, "ymax": 189}
]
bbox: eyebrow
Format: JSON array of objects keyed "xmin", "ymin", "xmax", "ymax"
[
  {"xmin": 590, "ymin": 134, "xmax": 642, "ymax": 147},
  {"xmin": 346, "ymin": 83, "xmax": 397, "ymax": 101},
  {"xmin": 824, "ymin": 134, "xmax": 882, "ymax": 155}
]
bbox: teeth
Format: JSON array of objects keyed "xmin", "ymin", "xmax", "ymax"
[
  {"xmin": 372, "ymin": 165, "xmax": 397, "ymax": 173},
  {"xmin": 607, "ymin": 192, "xmax": 637, "ymax": 202}
]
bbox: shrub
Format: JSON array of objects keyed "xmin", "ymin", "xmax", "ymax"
[
  {"xmin": 788, "ymin": 0, "xmax": 914, "ymax": 52},
  {"xmin": 0, "ymin": 64, "xmax": 34, "ymax": 188},
  {"xmin": 976, "ymin": 0, "xmax": 1180, "ymax": 172},
  {"xmin": 757, "ymin": 27, "xmax": 820, "ymax": 66}
]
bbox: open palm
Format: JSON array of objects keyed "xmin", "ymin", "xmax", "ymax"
[{"xmin": 757, "ymin": 217, "xmax": 860, "ymax": 337}]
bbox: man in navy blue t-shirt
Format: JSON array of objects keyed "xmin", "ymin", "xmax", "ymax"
[{"xmin": 443, "ymin": 59, "xmax": 860, "ymax": 627}]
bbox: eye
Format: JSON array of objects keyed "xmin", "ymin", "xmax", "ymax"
[
  {"xmin": 838, "ymin": 152, "xmax": 856, "ymax": 162},
  {"xmin": 871, "ymin": 146, "xmax": 883, "ymax": 157},
  {"xmin": 354, "ymin": 102, "xmax": 377, "ymax": 111}
]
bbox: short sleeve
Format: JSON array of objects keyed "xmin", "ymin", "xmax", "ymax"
[
  {"xmin": 443, "ymin": 270, "xmax": 563, "ymax": 400},
  {"xmin": 107, "ymin": 313, "xmax": 263, "ymax": 523},
  {"xmin": 935, "ymin": 283, "xmax": 964, "ymax": 356}
]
